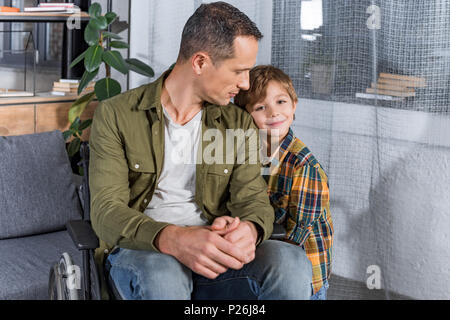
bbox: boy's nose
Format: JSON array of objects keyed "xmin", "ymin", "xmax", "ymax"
[{"xmin": 268, "ymin": 107, "xmax": 279, "ymax": 117}]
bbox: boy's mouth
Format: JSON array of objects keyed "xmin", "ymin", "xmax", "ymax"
[{"xmin": 266, "ymin": 118, "xmax": 287, "ymax": 128}]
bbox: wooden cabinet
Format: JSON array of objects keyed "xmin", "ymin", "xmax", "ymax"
[{"xmin": 0, "ymin": 94, "xmax": 98, "ymax": 139}]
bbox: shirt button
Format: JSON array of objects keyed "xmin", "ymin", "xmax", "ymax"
[
  {"xmin": 135, "ymin": 164, "xmax": 140, "ymax": 169},
  {"xmin": 224, "ymin": 169, "xmax": 229, "ymax": 174},
  {"xmin": 104, "ymin": 249, "xmax": 109, "ymax": 254},
  {"xmin": 144, "ymin": 199, "xmax": 148, "ymax": 203}
]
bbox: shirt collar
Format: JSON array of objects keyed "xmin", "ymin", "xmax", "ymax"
[
  {"xmin": 137, "ymin": 69, "xmax": 222, "ymax": 124},
  {"xmin": 262, "ymin": 128, "xmax": 296, "ymax": 171}
]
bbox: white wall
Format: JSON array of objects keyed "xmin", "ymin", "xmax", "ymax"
[
  {"xmin": 293, "ymin": 99, "xmax": 450, "ymax": 299},
  {"xmin": 129, "ymin": 0, "xmax": 272, "ymax": 89}
]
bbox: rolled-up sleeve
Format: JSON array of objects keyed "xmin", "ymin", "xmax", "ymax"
[
  {"xmin": 89, "ymin": 102, "xmax": 170, "ymax": 252},
  {"xmin": 287, "ymin": 164, "xmax": 329, "ymax": 246}
]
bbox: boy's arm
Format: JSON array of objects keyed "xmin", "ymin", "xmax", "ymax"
[{"xmin": 287, "ymin": 164, "xmax": 330, "ymax": 246}]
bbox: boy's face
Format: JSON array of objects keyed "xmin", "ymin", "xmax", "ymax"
[
  {"xmin": 246, "ymin": 81, "xmax": 297, "ymax": 142},
  {"xmin": 198, "ymin": 36, "xmax": 259, "ymax": 106}
]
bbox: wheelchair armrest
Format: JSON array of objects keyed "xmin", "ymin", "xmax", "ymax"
[
  {"xmin": 270, "ymin": 223, "xmax": 286, "ymax": 240},
  {"xmin": 66, "ymin": 220, "xmax": 99, "ymax": 250}
]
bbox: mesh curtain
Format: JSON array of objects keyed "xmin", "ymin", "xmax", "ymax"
[{"xmin": 273, "ymin": 0, "xmax": 450, "ymax": 299}]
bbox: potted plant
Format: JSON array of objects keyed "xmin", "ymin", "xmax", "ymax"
[{"xmin": 63, "ymin": 2, "xmax": 154, "ymax": 174}]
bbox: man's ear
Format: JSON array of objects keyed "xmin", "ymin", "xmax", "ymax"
[{"xmin": 192, "ymin": 52, "xmax": 210, "ymax": 75}]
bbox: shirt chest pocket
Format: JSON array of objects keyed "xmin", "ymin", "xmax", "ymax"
[
  {"xmin": 204, "ymin": 164, "xmax": 233, "ymax": 213},
  {"xmin": 126, "ymin": 153, "xmax": 156, "ymax": 200}
]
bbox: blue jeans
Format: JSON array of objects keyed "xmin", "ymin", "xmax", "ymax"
[
  {"xmin": 105, "ymin": 240, "xmax": 313, "ymax": 300},
  {"xmin": 310, "ymin": 280, "xmax": 329, "ymax": 300}
]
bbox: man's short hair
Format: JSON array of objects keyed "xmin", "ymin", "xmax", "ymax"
[
  {"xmin": 178, "ymin": 2, "xmax": 263, "ymax": 65},
  {"xmin": 234, "ymin": 65, "xmax": 298, "ymax": 109}
]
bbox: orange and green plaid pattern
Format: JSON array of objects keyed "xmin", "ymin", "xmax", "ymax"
[{"xmin": 263, "ymin": 128, "xmax": 334, "ymax": 294}]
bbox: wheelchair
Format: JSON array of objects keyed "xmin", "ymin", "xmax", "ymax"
[{"xmin": 48, "ymin": 142, "xmax": 286, "ymax": 300}]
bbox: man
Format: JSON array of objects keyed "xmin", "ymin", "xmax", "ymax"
[{"xmin": 89, "ymin": 2, "xmax": 312, "ymax": 300}]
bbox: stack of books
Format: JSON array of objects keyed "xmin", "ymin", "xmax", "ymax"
[
  {"xmin": 24, "ymin": 3, "xmax": 80, "ymax": 13},
  {"xmin": 357, "ymin": 73, "xmax": 427, "ymax": 101},
  {"xmin": 51, "ymin": 79, "xmax": 95, "ymax": 96}
]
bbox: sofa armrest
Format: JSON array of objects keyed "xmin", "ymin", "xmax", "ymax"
[{"xmin": 66, "ymin": 220, "xmax": 99, "ymax": 250}]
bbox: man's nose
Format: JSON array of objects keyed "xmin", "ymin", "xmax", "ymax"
[{"xmin": 237, "ymin": 72, "xmax": 250, "ymax": 91}]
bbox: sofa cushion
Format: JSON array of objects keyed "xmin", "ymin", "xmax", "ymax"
[
  {"xmin": 0, "ymin": 231, "xmax": 82, "ymax": 300},
  {"xmin": 0, "ymin": 131, "xmax": 82, "ymax": 239}
]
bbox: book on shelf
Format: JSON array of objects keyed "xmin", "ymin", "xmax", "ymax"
[
  {"xmin": 59, "ymin": 79, "xmax": 80, "ymax": 84},
  {"xmin": 38, "ymin": 3, "xmax": 76, "ymax": 8},
  {"xmin": 51, "ymin": 80, "xmax": 95, "ymax": 96},
  {"xmin": 355, "ymin": 93, "xmax": 403, "ymax": 101},
  {"xmin": 50, "ymin": 88, "xmax": 95, "ymax": 96},
  {"xmin": 0, "ymin": 89, "xmax": 34, "ymax": 97},
  {"xmin": 24, "ymin": 5, "xmax": 80, "ymax": 13}
]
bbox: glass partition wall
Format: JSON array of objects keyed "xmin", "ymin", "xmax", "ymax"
[{"xmin": 272, "ymin": 0, "xmax": 450, "ymax": 300}]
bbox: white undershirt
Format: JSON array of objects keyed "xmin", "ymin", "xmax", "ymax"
[{"xmin": 144, "ymin": 106, "xmax": 208, "ymax": 226}]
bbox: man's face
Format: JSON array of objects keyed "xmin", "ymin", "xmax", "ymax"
[{"xmin": 199, "ymin": 36, "xmax": 259, "ymax": 106}]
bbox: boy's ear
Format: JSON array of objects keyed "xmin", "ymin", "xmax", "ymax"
[{"xmin": 293, "ymin": 101, "xmax": 298, "ymax": 120}]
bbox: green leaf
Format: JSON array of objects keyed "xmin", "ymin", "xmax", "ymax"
[
  {"xmin": 126, "ymin": 58, "xmax": 155, "ymax": 78},
  {"xmin": 84, "ymin": 45, "xmax": 104, "ymax": 73},
  {"xmin": 69, "ymin": 117, "xmax": 81, "ymax": 132},
  {"xmin": 62, "ymin": 130, "xmax": 72, "ymax": 141},
  {"xmin": 95, "ymin": 78, "xmax": 122, "ymax": 101},
  {"xmin": 110, "ymin": 41, "xmax": 129, "ymax": 49},
  {"xmin": 102, "ymin": 31, "xmax": 122, "ymax": 40},
  {"xmin": 68, "ymin": 92, "xmax": 96, "ymax": 123},
  {"xmin": 78, "ymin": 69, "xmax": 99, "ymax": 95},
  {"xmin": 89, "ymin": 3, "xmax": 102, "ymax": 18},
  {"xmin": 69, "ymin": 49, "xmax": 88, "ymax": 69},
  {"xmin": 103, "ymin": 50, "xmax": 129, "ymax": 74},
  {"xmin": 68, "ymin": 138, "xmax": 82, "ymax": 157},
  {"xmin": 90, "ymin": 16, "xmax": 108, "ymax": 30},
  {"xmin": 105, "ymin": 12, "xmax": 117, "ymax": 25},
  {"xmin": 84, "ymin": 23, "xmax": 100, "ymax": 46},
  {"xmin": 79, "ymin": 119, "xmax": 93, "ymax": 131}
]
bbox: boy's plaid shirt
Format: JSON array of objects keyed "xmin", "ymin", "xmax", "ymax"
[{"xmin": 262, "ymin": 128, "xmax": 334, "ymax": 294}]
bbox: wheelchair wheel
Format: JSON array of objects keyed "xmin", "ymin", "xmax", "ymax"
[{"xmin": 48, "ymin": 252, "xmax": 81, "ymax": 300}]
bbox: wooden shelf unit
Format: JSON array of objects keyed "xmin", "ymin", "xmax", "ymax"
[{"xmin": 0, "ymin": 94, "xmax": 98, "ymax": 139}]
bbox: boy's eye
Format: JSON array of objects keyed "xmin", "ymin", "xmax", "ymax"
[
  {"xmin": 277, "ymin": 100, "xmax": 287, "ymax": 104},
  {"xmin": 255, "ymin": 105, "xmax": 265, "ymax": 111}
]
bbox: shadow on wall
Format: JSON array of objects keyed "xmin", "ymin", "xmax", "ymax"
[{"xmin": 345, "ymin": 138, "xmax": 450, "ymax": 300}]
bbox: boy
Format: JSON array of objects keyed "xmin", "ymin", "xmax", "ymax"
[{"xmin": 234, "ymin": 65, "xmax": 334, "ymax": 300}]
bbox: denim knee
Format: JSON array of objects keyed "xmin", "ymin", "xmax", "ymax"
[
  {"xmin": 255, "ymin": 240, "xmax": 312, "ymax": 299},
  {"xmin": 107, "ymin": 248, "xmax": 193, "ymax": 300}
]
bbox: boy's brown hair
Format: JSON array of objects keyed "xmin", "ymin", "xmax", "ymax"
[{"xmin": 234, "ymin": 65, "xmax": 298, "ymax": 109}]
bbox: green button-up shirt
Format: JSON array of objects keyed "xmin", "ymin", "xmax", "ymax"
[{"xmin": 89, "ymin": 71, "xmax": 274, "ymax": 289}]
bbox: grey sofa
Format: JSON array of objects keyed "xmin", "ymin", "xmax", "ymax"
[{"xmin": 0, "ymin": 131, "xmax": 83, "ymax": 300}]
